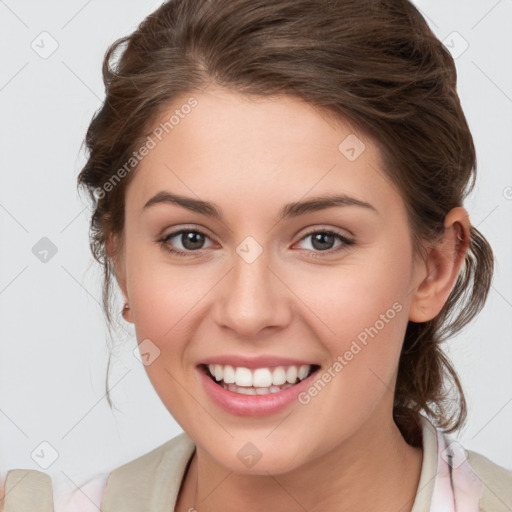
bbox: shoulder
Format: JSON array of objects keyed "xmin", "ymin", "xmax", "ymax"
[
  {"xmin": 106, "ymin": 431, "xmax": 195, "ymax": 481},
  {"xmin": 1, "ymin": 469, "xmax": 53, "ymax": 511},
  {"xmin": 100, "ymin": 431, "xmax": 196, "ymax": 510},
  {"xmin": 463, "ymin": 447, "xmax": 512, "ymax": 512},
  {"xmin": 62, "ymin": 432, "xmax": 195, "ymax": 511}
]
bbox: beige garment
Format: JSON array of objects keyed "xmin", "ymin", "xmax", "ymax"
[
  {"xmin": 2, "ymin": 414, "xmax": 511, "ymax": 511},
  {"xmin": 466, "ymin": 450, "xmax": 512, "ymax": 512},
  {"xmin": 2, "ymin": 469, "xmax": 54, "ymax": 512}
]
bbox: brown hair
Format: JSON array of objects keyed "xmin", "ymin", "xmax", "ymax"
[{"xmin": 77, "ymin": 0, "xmax": 494, "ymax": 443}]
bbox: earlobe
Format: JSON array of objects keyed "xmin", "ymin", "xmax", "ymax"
[
  {"xmin": 409, "ymin": 207, "xmax": 470, "ymax": 323},
  {"xmin": 122, "ymin": 302, "xmax": 133, "ymax": 323}
]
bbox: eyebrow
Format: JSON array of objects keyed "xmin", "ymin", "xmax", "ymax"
[{"xmin": 143, "ymin": 191, "xmax": 378, "ymax": 220}]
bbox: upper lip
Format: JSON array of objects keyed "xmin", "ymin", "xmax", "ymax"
[{"xmin": 199, "ymin": 355, "xmax": 319, "ymax": 369}]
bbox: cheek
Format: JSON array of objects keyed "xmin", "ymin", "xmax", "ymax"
[
  {"xmin": 287, "ymin": 258, "xmax": 410, "ymax": 444},
  {"xmin": 124, "ymin": 227, "xmax": 201, "ymax": 324},
  {"xmin": 123, "ymin": 243, "xmax": 230, "ymax": 399},
  {"xmin": 124, "ymin": 255, "xmax": 208, "ymax": 423},
  {"xmin": 127, "ymin": 262, "xmax": 202, "ymax": 353},
  {"xmin": 290, "ymin": 245, "xmax": 412, "ymax": 386},
  {"xmin": 298, "ymin": 248, "xmax": 410, "ymax": 334}
]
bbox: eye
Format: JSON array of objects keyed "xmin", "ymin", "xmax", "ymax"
[
  {"xmin": 295, "ymin": 229, "xmax": 355, "ymax": 257},
  {"xmin": 158, "ymin": 228, "xmax": 214, "ymax": 258},
  {"xmin": 158, "ymin": 227, "xmax": 355, "ymax": 259}
]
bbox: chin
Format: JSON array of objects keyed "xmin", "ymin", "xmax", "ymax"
[{"xmin": 195, "ymin": 433, "xmax": 310, "ymax": 476}]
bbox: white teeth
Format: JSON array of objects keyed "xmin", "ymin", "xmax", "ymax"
[
  {"xmin": 272, "ymin": 366, "xmax": 287, "ymax": 385},
  {"xmin": 298, "ymin": 365, "xmax": 310, "ymax": 380},
  {"xmin": 206, "ymin": 363, "xmax": 313, "ymax": 389},
  {"xmin": 286, "ymin": 366, "xmax": 298, "ymax": 384},
  {"xmin": 223, "ymin": 365, "xmax": 235, "ymax": 384},
  {"xmin": 222, "ymin": 382, "xmax": 295, "ymax": 395},
  {"xmin": 252, "ymin": 368, "xmax": 273, "ymax": 387},
  {"xmin": 234, "ymin": 367, "xmax": 253, "ymax": 387},
  {"xmin": 236, "ymin": 386, "xmax": 257, "ymax": 395}
]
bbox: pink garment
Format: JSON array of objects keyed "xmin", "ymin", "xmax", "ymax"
[
  {"xmin": 430, "ymin": 425, "xmax": 483, "ymax": 511},
  {"xmin": 54, "ymin": 473, "xmax": 108, "ymax": 512}
]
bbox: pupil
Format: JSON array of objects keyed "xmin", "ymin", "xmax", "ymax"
[
  {"xmin": 312, "ymin": 233, "xmax": 334, "ymax": 250},
  {"xmin": 183, "ymin": 232, "xmax": 204, "ymax": 250}
]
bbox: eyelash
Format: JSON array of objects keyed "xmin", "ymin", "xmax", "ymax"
[{"xmin": 158, "ymin": 227, "xmax": 355, "ymax": 259}]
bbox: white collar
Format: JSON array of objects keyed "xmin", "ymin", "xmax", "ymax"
[{"xmin": 412, "ymin": 414, "xmax": 482, "ymax": 511}]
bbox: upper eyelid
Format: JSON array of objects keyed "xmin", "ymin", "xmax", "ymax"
[
  {"xmin": 162, "ymin": 229, "xmax": 216, "ymax": 250},
  {"xmin": 162, "ymin": 227, "xmax": 216, "ymax": 244},
  {"xmin": 299, "ymin": 227, "xmax": 352, "ymax": 239}
]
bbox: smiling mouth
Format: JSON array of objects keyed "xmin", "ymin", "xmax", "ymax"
[{"xmin": 201, "ymin": 363, "xmax": 321, "ymax": 395}]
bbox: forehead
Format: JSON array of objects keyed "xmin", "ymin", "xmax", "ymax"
[{"xmin": 125, "ymin": 86, "xmax": 402, "ymax": 221}]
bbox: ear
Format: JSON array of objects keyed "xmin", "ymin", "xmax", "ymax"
[
  {"xmin": 409, "ymin": 207, "xmax": 470, "ymax": 323},
  {"xmin": 106, "ymin": 232, "xmax": 133, "ymax": 323}
]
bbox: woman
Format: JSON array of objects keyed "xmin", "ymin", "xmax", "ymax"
[{"xmin": 2, "ymin": 0, "xmax": 511, "ymax": 510}]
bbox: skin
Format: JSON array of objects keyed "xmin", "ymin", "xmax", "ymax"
[{"xmin": 109, "ymin": 85, "xmax": 470, "ymax": 512}]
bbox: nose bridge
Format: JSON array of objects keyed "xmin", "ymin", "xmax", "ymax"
[{"xmin": 215, "ymin": 235, "xmax": 290, "ymax": 337}]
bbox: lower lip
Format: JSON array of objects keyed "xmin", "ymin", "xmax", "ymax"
[{"xmin": 198, "ymin": 366, "xmax": 318, "ymax": 417}]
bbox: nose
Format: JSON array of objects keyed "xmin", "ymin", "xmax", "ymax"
[{"xmin": 214, "ymin": 246, "xmax": 292, "ymax": 339}]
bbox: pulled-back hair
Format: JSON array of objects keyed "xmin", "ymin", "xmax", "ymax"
[{"xmin": 77, "ymin": 0, "xmax": 494, "ymax": 443}]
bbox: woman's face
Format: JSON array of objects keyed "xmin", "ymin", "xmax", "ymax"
[{"xmin": 115, "ymin": 86, "xmax": 427, "ymax": 474}]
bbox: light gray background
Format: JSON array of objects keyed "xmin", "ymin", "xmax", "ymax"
[{"xmin": 1, "ymin": 0, "xmax": 511, "ymax": 498}]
